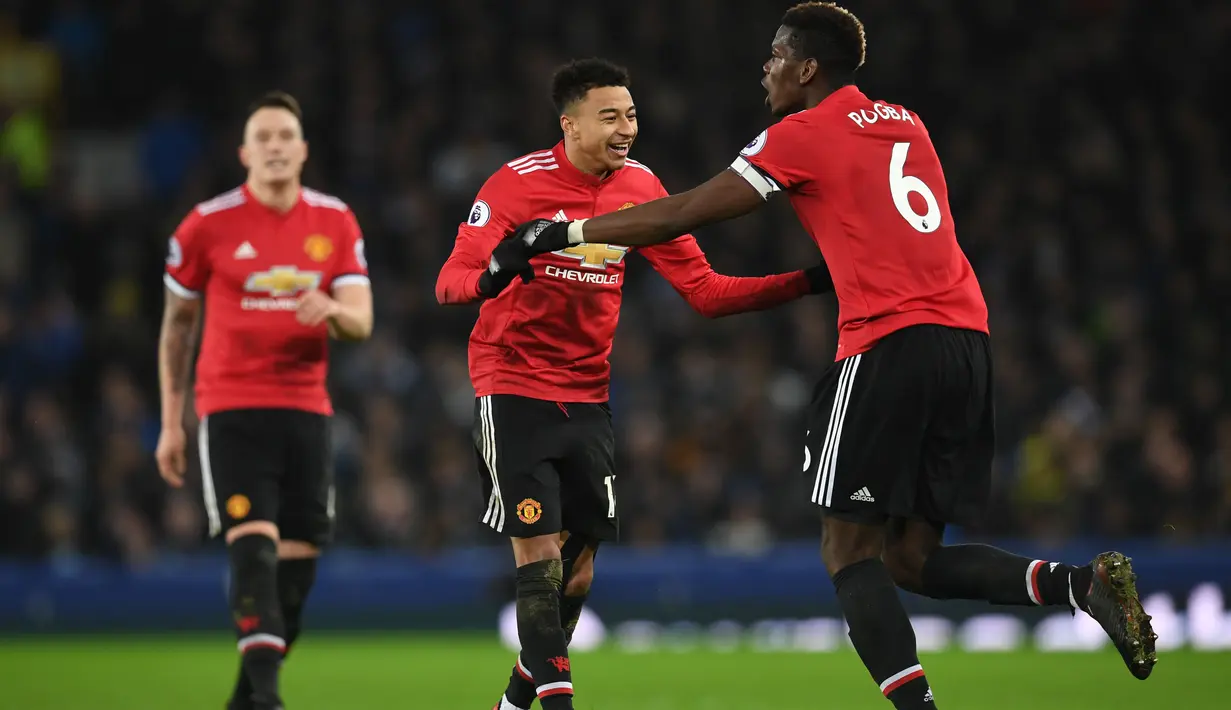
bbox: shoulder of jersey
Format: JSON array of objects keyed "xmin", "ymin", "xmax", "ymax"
[
  {"xmin": 301, "ymin": 186, "xmax": 350, "ymax": 212},
  {"xmin": 622, "ymin": 158, "xmax": 655, "ymax": 178},
  {"xmin": 504, "ymin": 149, "xmax": 559, "ymax": 178},
  {"xmin": 193, "ymin": 187, "xmax": 247, "ymax": 217}
]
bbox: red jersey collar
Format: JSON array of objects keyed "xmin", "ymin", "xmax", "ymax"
[
  {"xmin": 552, "ymin": 141, "xmax": 621, "ymax": 187},
  {"xmin": 241, "ymin": 183, "xmax": 303, "ymax": 216}
]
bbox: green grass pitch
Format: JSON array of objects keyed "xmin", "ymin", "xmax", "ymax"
[{"xmin": 2, "ymin": 634, "xmax": 1226, "ymax": 709}]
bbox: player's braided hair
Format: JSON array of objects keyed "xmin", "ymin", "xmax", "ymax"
[
  {"xmin": 247, "ymin": 90, "xmax": 304, "ymax": 123},
  {"xmin": 781, "ymin": 2, "xmax": 867, "ymax": 85},
  {"xmin": 550, "ymin": 58, "xmax": 631, "ymax": 114}
]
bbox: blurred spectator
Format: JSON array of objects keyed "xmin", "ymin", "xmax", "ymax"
[{"xmin": 0, "ymin": 0, "xmax": 1229, "ymax": 565}]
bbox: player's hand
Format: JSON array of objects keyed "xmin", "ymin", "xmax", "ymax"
[
  {"xmin": 511, "ymin": 218, "xmax": 572, "ymax": 256},
  {"xmin": 295, "ymin": 290, "xmax": 341, "ymax": 327},
  {"xmin": 478, "ymin": 239, "xmax": 535, "ymax": 298},
  {"xmin": 804, "ymin": 264, "xmax": 834, "ymax": 294},
  {"xmin": 155, "ymin": 426, "xmax": 188, "ymax": 488}
]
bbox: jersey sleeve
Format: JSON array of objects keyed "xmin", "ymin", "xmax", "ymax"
[
  {"xmin": 331, "ymin": 210, "xmax": 371, "ymax": 291},
  {"xmin": 728, "ymin": 117, "xmax": 813, "ymax": 200},
  {"xmin": 435, "ymin": 168, "xmax": 523, "ymax": 304},
  {"xmin": 638, "ymin": 178, "xmax": 810, "ymax": 317},
  {"xmin": 163, "ymin": 210, "xmax": 210, "ymax": 299}
]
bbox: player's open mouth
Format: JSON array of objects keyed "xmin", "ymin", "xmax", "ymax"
[{"xmin": 607, "ymin": 143, "xmax": 630, "ymax": 158}]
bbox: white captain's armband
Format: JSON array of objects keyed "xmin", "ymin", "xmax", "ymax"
[{"xmin": 728, "ymin": 156, "xmax": 782, "ymax": 201}]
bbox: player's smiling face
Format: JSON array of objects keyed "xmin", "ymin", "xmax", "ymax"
[
  {"xmin": 562, "ymin": 85, "xmax": 638, "ymax": 175},
  {"xmin": 240, "ymin": 107, "xmax": 308, "ymax": 186},
  {"xmin": 763, "ymin": 26, "xmax": 809, "ymax": 117}
]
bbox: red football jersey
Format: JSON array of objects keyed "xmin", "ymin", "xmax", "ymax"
[
  {"xmin": 164, "ymin": 185, "xmax": 370, "ymax": 417},
  {"xmin": 732, "ymin": 85, "xmax": 988, "ymax": 361},
  {"xmin": 437, "ymin": 141, "xmax": 810, "ymax": 403}
]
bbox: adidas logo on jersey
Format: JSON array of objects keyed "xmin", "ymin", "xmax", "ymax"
[
  {"xmin": 849, "ymin": 487, "xmax": 876, "ymax": 502},
  {"xmin": 552, "ymin": 210, "xmax": 568, "ymax": 222},
  {"xmin": 234, "ymin": 241, "xmax": 257, "ymax": 259}
]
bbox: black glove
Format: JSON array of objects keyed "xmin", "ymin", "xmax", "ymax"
[
  {"xmin": 511, "ymin": 218, "xmax": 573, "ymax": 256},
  {"xmin": 477, "ymin": 238, "xmax": 534, "ymax": 298},
  {"xmin": 804, "ymin": 264, "xmax": 834, "ymax": 294}
]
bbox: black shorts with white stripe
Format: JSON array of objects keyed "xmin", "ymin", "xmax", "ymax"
[
  {"xmin": 802, "ymin": 324, "xmax": 995, "ymax": 527},
  {"xmin": 472, "ymin": 395, "xmax": 618, "ymax": 540},
  {"xmin": 198, "ymin": 408, "xmax": 336, "ymax": 545}
]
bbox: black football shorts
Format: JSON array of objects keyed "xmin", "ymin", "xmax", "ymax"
[
  {"xmin": 198, "ymin": 408, "xmax": 335, "ymax": 546},
  {"xmin": 473, "ymin": 394, "xmax": 618, "ymax": 540},
  {"xmin": 802, "ymin": 324, "xmax": 995, "ymax": 527}
]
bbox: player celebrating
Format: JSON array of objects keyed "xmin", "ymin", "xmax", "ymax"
[
  {"xmin": 502, "ymin": 6, "xmax": 1157, "ymax": 708},
  {"xmin": 155, "ymin": 91, "xmax": 372, "ymax": 710},
  {"xmin": 437, "ymin": 58, "xmax": 829, "ymax": 710}
]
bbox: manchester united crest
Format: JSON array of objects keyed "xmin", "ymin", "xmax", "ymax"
[
  {"xmin": 226, "ymin": 494, "xmax": 251, "ymax": 520},
  {"xmin": 516, "ymin": 498, "xmax": 543, "ymax": 524},
  {"xmin": 303, "ymin": 234, "xmax": 333, "ymax": 262}
]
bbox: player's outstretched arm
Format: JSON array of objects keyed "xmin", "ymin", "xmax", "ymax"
[
  {"xmin": 155, "ymin": 289, "xmax": 201, "ymax": 487},
  {"xmin": 640, "ymin": 235, "xmax": 814, "ymax": 318},
  {"xmin": 514, "ymin": 168, "xmax": 767, "ymax": 255}
]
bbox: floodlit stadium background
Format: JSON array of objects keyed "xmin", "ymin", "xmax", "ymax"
[{"xmin": 1, "ymin": 1, "xmax": 1228, "ymax": 708}]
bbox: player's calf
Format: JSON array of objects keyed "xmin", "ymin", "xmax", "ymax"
[{"xmin": 227, "ymin": 531, "xmax": 286, "ymax": 710}]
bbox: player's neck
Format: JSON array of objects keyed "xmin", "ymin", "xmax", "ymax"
[
  {"xmin": 563, "ymin": 141, "xmax": 612, "ymax": 180},
  {"xmin": 246, "ymin": 179, "xmax": 301, "ymax": 213}
]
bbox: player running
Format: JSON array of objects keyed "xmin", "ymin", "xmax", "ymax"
[
  {"xmin": 436, "ymin": 58, "xmax": 830, "ymax": 710},
  {"xmin": 500, "ymin": 5, "xmax": 1157, "ymax": 708},
  {"xmin": 155, "ymin": 91, "xmax": 373, "ymax": 710}
]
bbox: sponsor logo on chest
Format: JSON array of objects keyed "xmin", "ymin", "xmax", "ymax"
[
  {"xmin": 234, "ymin": 234, "xmax": 332, "ymax": 311},
  {"xmin": 544, "ymin": 207, "xmax": 631, "ymax": 286}
]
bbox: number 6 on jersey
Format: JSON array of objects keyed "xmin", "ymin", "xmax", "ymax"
[{"xmin": 889, "ymin": 142, "xmax": 941, "ymax": 234}]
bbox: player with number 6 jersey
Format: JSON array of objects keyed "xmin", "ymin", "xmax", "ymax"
[{"xmin": 503, "ymin": 4, "xmax": 1156, "ymax": 708}]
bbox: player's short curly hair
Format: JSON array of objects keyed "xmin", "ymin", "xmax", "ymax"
[
  {"xmin": 247, "ymin": 90, "xmax": 303, "ymax": 123},
  {"xmin": 550, "ymin": 58, "xmax": 631, "ymax": 115},
  {"xmin": 781, "ymin": 2, "xmax": 867, "ymax": 84}
]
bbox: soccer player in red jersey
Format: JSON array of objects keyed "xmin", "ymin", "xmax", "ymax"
[
  {"xmin": 437, "ymin": 59, "xmax": 830, "ymax": 710},
  {"xmin": 155, "ymin": 91, "xmax": 372, "ymax": 710},
  {"xmin": 504, "ymin": 6, "xmax": 1157, "ymax": 707}
]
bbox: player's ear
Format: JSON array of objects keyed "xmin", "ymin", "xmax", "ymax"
[
  {"xmin": 302, "ymin": 140, "xmax": 310, "ymax": 163},
  {"xmin": 560, "ymin": 113, "xmax": 576, "ymax": 140},
  {"xmin": 799, "ymin": 58, "xmax": 819, "ymax": 86},
  {"xmin": 238, "ymin": 145, "xmax": 250, "ymax": 170}
]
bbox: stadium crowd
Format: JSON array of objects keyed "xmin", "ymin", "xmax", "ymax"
[{"xmin": 1, "ymin": 0, "xmax": 1229, "ymax": 565}]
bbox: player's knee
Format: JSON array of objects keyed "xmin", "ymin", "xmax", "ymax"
[
  {"xmin": 819, "ymin": 517, "xmax": 884, "ymax": 576},
  {"xmin": 564, "ymin": 559, "xmax": 594, "ymax": 597},
  {"xmin": 226, "ymin": 520, "xmax": 279, "ymax": 545},
  {"xmin": 881, "ymin": 545, "xmax": 927, "ymax": 593},
  {"xmin": 512, "ymin": 534, "xmax": 564, "ymax": 567},
  {"xmin": 277, "ymin": 539, "xmax": 320, "ymax": 559}
]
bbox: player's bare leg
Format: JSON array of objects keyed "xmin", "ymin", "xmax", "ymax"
[
  {"xmin": 225, "ymin": 521, "xmax": 286, "ymax": 710},
  {"xmin": 230, "ymin": 540, "xmax": 319, "ymax": 710},
  {"xmin": 884, "ymin": 517, "xmax": 1158, "ymax": 679},
  {"xmin": 496, "ymin": 534, "xmax": 575, "ymax": 710},
  {"xmin": 496, "ymin": 532, "xmax": 598, "ymax": 710},
  {"xmin": 822, "ymin": 517, "xmax": 936, "ymax": 709}
]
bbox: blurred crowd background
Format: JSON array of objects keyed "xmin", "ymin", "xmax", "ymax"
[{"xmin": 1, "ymin": 0, "xmax": 1229, "ymax": 566}]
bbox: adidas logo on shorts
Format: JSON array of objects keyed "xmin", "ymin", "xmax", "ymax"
[
  {"xmin": 923, "ymin": 687, "xmax": 934, "ymax": 703},
  {"xmin": 849, "ymin": 487, "xmax": 876, "ymax": 502}
]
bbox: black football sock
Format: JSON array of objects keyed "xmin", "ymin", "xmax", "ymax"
[
  {"xmin": 230, "ymin": 558, "xmax": 314, "ymax": 708},
  {"xmin": 921, "ymin": 544, "xmax": 1093, "ymax": 610},
  {"xmin": 500, "ymin": 580, "xmax": 591, "ymax": 709},
  {"xmin": 515, "ymin": 559, "xmax": 573, "ymax": 710},
  {"xmin": 277, "ymin": 557, "xmax": 318, "ymax": 653},
  {"xmin": 834, "ymin": 559, "xmax": 935, "ymax": 709},
  {"xmin": 228, "ymin": 535, "xmax": 285, "ymax": 709}
]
